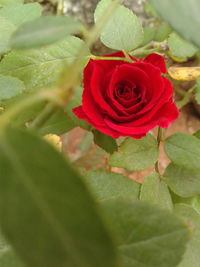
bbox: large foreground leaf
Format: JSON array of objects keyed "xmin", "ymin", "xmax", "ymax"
[
  {"xmin": 0, "ymin": 127, "xmax": 118, "ymax": 267},
  {"xmin": 0, "ymin": 36, "xmax": 89, "ymax": 90},
  {"xmin": 175, "ymin": 204, "xmax": 200, "ymax": 267},
  {"xmin": 149, "ymin": 0, "xmax": 200, "ymax": 47},
  {"xmin": 101, "ymin": 200, "xmax": 190, "ymax": 267}
]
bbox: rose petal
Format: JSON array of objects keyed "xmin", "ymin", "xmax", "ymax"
[{"xmin": 144, "ymin": 53, "xmax": 167, "ymax": 73}]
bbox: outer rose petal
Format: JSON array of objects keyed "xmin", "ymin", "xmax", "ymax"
[
  {"xmin": 144, "ymin": 53, "xmax": 167, "ymax": 73},
  {"xmin": 72, "ymin": 106, "xmax": 121, "ymax": 138}
]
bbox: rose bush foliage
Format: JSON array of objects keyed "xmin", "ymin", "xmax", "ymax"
[{"xmin": 73, "ymin": 52, "xmax": 178, "ymax": 139}]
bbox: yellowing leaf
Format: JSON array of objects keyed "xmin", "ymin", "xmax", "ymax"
[{"xmin": 168, "ymin": 66, "xmax": 200, "ymax": 81}]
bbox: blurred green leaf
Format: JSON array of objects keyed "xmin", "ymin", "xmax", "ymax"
[
  {"xmin": 0, "ymin": 3, "xmax": 42, "ymax": 27},
  {"xmin": 0, "ymin": 0, "xmax": 23, "ymax": 7},
  {"xmin": 92, "ymin": 129, "xmax": 117, "ymax": 154},
  {"xmin": 38, "ymin": 109, "xmax": 75, "ymax": 136},
  {"xmin": 0, "ymin": 75, "xmax": 25, "ymax": 100},
  {"xmin": 0, "ymin": 36, "xmax": 89, "ymax": 90},
  {"xmin": 11, "ymin": 15, "xmax": 82, "ymax": 49},
  {"xmin": 175, "ymin": 204, "xmax": 200, "ymax": 267},
  {"xmin": 0, "ymin": 16, "xmax": 15, "ymax": 55},
  {"xmin": 140, "ymin": 172, "xmax": 173, "ymax": 210},
  {"xmin": 85, "ymin": 170, "xmax": 140, "ymax": 202},
  {"xmin": 101, "ymin": 200, "xmax": 190, "ymax": 267},
  {"xmin": 154, "ymin": 22, "xmax": 172, "ymax": 42},
  {"xmin": 0, "ymin": 127, "xmax": 118, "ymax": 267},
  {"xmin": 149, "ymin": 0, "xmax": 200, "ymax": 48},
  {"xmin": 144, "ymin": 2, "xmax": 158, "ymax": 18},
  {"xmin": 94, "ymin": 0, "xmax": 143, "ymax": 51},
  {"xmin": 141, "ymin": 26, "xmax": 155, "ymax": 46},
  {"xmin": 168, "ymin": 33, "xmax": 198, "ymax": 59},
  {"xmin": 164, "ymin": 163, "xmax": 200, "ymax": 198},
  {"xmin": 164, "ymin": 133, "xmax": 200, "ymax": 169},
  {"xmin": 0, "ymin": 232, "xmax": 24, "ymax": 267},
  {"xmin": 109, "ymin": 134, "xmax": 158, "ymax": 171}
]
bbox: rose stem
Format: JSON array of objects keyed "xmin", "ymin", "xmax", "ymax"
[{"xmin": 155, "ymin": 126, "xmax": 162, "ymax": 175}]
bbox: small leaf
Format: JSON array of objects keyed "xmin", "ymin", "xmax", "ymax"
[
  {"xmin": 0, "ymin": 75, "xmax": 25, "ymax": 100},
  {"xmin": 174, "ymin": 204, "xmax": 200, "ymax": 267},
  {"xmin": 11, "ymin": 15, "xmax": 82, "ymax": 49},
  {"xmin": 154, "ymin": 22, "xmax": 172, "ymax": 42},
  {"xmin": 109, "ymin": 134, "xmax": 158, "ymax": 171},
  {"xmin": 140, "ymin": 172, "xmax": 173, "ymax": 210},
  {"xmin": 168, "ymin": 66, "xmax": 200, "ymax": 81},
  {"xmin": 164, "ymin": 163, "xmax": 200, "ymax": 198},
  {"xmin": 168, "ymin": 33, "xmax": 198, "ymax": 59},
  {"xmin": 85, "ymin": 170, "xmax": 140, "ymax": 202},
  {"xmin": 0, "ymin": 16, "xmax": 15, "ymax": 55},
  {"xmin": 92, "ymin": 129, "xmax": 117, "ymax": 154},
  {"xmin": 0, "ymin": 3, "xmax": 42, "ymax": 27},
  {"xmin": 164, "ymin": 133, "xmax": 200, "ymax": 169},
  {"xmin": 0, "ymin": 36, "xmax": 89, "ymax": 91},
  {"xmin": 94, "ymin": 0, "xmax": 143, "ymax": 51},
  {"xmin": 0, "ymin": 127, "xmax": 118, "ymax": 267},
  {"xmin": 149, "ymin": 0, "xmax": 200, "ymax": 48},
  {"xmin": 101, "ymin": 200, "xmax": 190, "ymax": 267},
  {"xmin": 141, "ymin": 26, "xmax": 155, "ymax": 46},
  {"xmin": 38, "ymin": 109, "xmax": 75, "ymax": 136}
]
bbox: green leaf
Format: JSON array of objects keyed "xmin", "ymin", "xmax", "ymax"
[
  {"xmin": 164, "ymin": 133, "xmax": 200, "ymax": 169},
  {"xmin": 92, "ymin": 129, "xmax": 117, "ymax": 154},
  {"xmin": 168, "ymin": 33, "xmax": 198, "ymax": 59},
  {"xmin": 0, "ymin": 75, "xmax": 25, "ymax": 100},
  {"xmin": 0, "ymin": 232, "xmax": 24, "ymax": 267},
  {"xmin": 85, "ymin": 170, "xmax": 140, "ymax": 202},
  {"xmin": 154, "ymin": 22, "xmax": 172, "ymax": 42},
  {"xmin": 174, "ymin": 204, "xmax": 200, "ymax": 267},
  {"xmin": 0, "ymin": 16, "xmax": 15, "ymax": 55},
  {"xmin": 38, "ymin": 108, "xmax": 75, "ymax": 136},
  {"xmin": 11, "ymin": 15, "xmax": 82, "ymax": 49},
  {"xmin": 141, "ymin": 26, "xmax": 155, "ymax": 46},
  {"xmin": 109, "ymin": 134, "xmax": 158, "ymax": 171},
  {"xmin": 0, "ymin": 127, "xmax": 118, "ymax": 267},
  {"xmin": 0, "ymin": 0, "xmax": 23, "ymax": 7},
  {"xmin": 0, "ymin": 36, "xmax": 89, "ymax": 91},
  {"xmin": 194, "ymin": 78, "xmax": 200, "ymax": 105},
  {"xmin": 149, "ymin": 0, "xmax": 200, "ymax": 48},
  {"xmin": 140, "ymin": 172, "xmax": 173, "ymax": 210},
  {"xmin": 0, "ymin": 3, "xmax": 42, "ymax": 27},
  {"xmin": 101, "ymin": 200, "xmax": 190, "ymax": 267},
  {"xmin": 94, "ymin": 0, "xmax": 143, "ymax": 51},
  {"xmin": 164, "ymin": 163, "xmax": 200, "ymax": 198}
]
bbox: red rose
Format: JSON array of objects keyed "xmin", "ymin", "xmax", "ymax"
[{"xmin": 73, "ymin": 52, "xmax": 178, "ymax": 139}]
